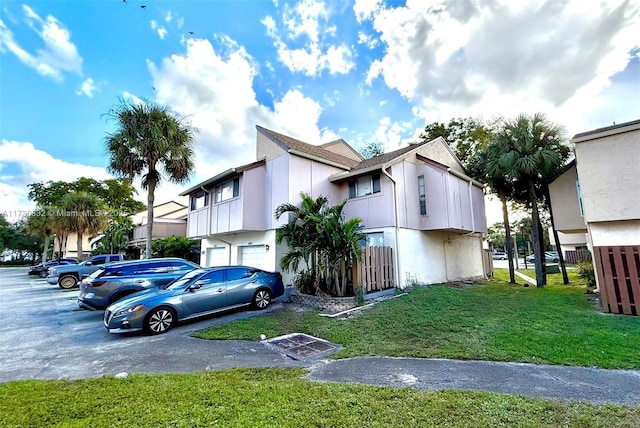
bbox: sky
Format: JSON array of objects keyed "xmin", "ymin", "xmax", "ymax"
[{"xmin": 1, "ymin": 0, "xmax": 639, "ymax": 226}]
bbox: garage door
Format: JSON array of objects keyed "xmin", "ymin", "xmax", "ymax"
[
  {"xmin": 206, "ymin": 247, "xmax": 227, "ymax": 267},
  {"xmin": 239, "ymin": 245, "xmax": 266, "ymax": 270}
]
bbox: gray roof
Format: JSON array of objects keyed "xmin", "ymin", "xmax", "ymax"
[{"xmin": 256, "ymin": 126, "xmax": 360, "ymax": 168}]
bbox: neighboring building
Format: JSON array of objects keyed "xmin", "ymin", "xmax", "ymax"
[
  {"xmin": 180, "ymin": 126, "xmax": 488, "ymax": 289},
  {"xmin": 54, "ymin": 232, "xmax": 92, "ymax": 259},
  {"xmin": 129, "ymin": 201, "xmax": 188, "ymax": 257},
  {"xmin": 548, "ymin": 119, "xmax": 640, "ymax": 315}
]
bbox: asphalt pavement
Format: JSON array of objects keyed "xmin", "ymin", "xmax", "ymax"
[{"xmin": 1, "ymin": 267, "xmax": 639, "ymax": 406}]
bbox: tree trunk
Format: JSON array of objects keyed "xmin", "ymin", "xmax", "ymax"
[
  {"xmin": 536, "ymin": 215, "xmax": 547, "ymax": 285},
  {"xmin": 528, "ymin": 182, "xmax": 544, "ymax": 287},
  {"xmin": 545, "ymin": 186, "xmax": 569, "ymax": 284},
  {"xmin": 41, "ymin": 235, "xmax": 50, "ymax": 262},
  {"xmin": 145, "ymin": 178, "xmax": 156, "ymax": 259},
  {"xmin": 77, "ymin": 232, "xmax": 83, "ymax": 261},
  {"xmin": 501, "ymin": 195, "xmax": 516, "ymax": 284}
]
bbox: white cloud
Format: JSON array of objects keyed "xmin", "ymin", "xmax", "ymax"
[
  {"xmin": 165, "ymin": 11, "xmax": 173, "ymax": 23},
  {"xmin": 147, "ymin": 36, "xmax": 337, "ymax": 187},
  {"xmin": 75, "ymin": 77, "xmax": 98, "ymax": 98},
  {"xmin": 0, "ymin": 6, "xmax": 82, "ymax": 82},
  {"xmin": 357, "ymin": 31, "xmax": 378, "ymax": 49},
  {"xmin": 0, "ymin": 139, "xmax": 111, "ymax": 215},
  {"xmin": 361, "ymin": 0, "xmax": 640, "ymax": 134},
  {"xmin": 150, "ymin": 20, "xmax": 167, "ymax": 39},
  {"xmin": 262, "ymin": 0, "xmax": 355, "ymax": 76}
]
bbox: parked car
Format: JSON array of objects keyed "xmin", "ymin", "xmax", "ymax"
[
  {"xmin": 104, "ymin": 266, "xmax": 285, "ymax": 335},
  {"xmin": 28, "ymin": 259, "xmax": 77, "ymax": 278},
  {"xmin": 526, "ymin": 251, "xmax": 560, "ymax": 263},
  {"xmin": 78, "ymin": 258, "xmax": 199, "ymax": 310},
  {"xmin": 47, "ymin": 254, "xmax": 123, "ymax": 289},
  {"xmin": 492, "ymin": 251, "xmax": 508, "ymax": 260}
]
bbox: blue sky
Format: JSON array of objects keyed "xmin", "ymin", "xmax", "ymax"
[{"xmin": 1, "ymin": 0, "xmax": 639, "ymax": 225}]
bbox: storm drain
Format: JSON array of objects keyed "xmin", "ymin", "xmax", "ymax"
[{"xmin": 264, "ymin": 333, "xmax": 341, "ymax": 360}]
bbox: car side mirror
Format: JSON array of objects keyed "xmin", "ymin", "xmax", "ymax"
[{"xmin": 189, "ymin": 282, "xmax": 203, "ymax": 291}]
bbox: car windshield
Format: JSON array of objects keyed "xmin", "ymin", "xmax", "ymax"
[{"xmin": 164, "ymin": 269, "xmax": 208, "ymax": 290}]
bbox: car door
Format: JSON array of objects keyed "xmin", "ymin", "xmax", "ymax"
[
  {"xmin": 182, "ymin": 270, "xmax": 227, "ymax": 315},
  {"xmin": 224, "ymin": 267, "xmax": 258, "ymax": 306}
]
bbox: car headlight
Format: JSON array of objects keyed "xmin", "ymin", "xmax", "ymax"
[
  {"xmin": 49, "ymin": 268, "xmax": 56, "ymax": 275},
  {"xmin": 113, "ymin": 304, "xmax": 144, "ymax": 318}
]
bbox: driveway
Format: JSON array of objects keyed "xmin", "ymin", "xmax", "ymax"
[
  {"xmin": 0, "ymin": 267, "xmax": 301, "ymax": 383},
  {"xmin": 2, "ymin": 267, "xmax": 639, "ymax": 406}
]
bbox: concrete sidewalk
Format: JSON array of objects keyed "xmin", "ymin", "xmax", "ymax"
[{"xmin": 307, "ymin": 357, "xmax": 640, "ymax": 406}]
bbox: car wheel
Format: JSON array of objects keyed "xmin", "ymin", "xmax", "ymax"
[
  {"xmin": 145, "ymin": 307, "xmax": 176, "ymax": 335},
  {"xmin": 253, "ymin": 289, "xmax": 272, "ymax": 310},
  {"xmin": 59, "ymin": 275, "xmax": 78, "ymax": 289},
  {"xmin": 38, "ymin": 271, "xmax": 47, "ymax": 278}
]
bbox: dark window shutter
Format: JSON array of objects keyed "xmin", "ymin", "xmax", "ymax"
[
  {"xmin": 372, "ymin": 174, "xmax": 381, "ymax": 193},
  {"xmin": 233, "ymin": 178, "xmax": 240, "ymax": 197},
  {"xmin": 348, "ymin": 181, "xmax": 356, "ymax": 199}
]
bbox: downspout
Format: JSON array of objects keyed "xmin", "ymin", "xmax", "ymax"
[{"xmin": 381, "ymin": 165, "xmax": 401, "ymax": 289}]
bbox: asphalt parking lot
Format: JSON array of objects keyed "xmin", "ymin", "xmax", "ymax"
[{"xmin": 0, "ymin": 267, "xmax": 301, "ymax": 383}]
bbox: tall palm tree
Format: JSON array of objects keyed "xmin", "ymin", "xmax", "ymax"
[
  {"xmin": 59, "ymin": 192, "xmax": 107, "ymax": 261},
  {"xmin": 487, "ymin": 113, "xmax": 568, "ymax": 287},
  {"xmin": 104, "ymin": 100, "xmax": 196, "ymax": 258}
]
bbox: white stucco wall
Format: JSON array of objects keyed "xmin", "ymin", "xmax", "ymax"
[
  {"xmin": 588, "ymin": 220, "xmax": 640, "ymax": 247},
  {"xmin": 574, "ymin": 128, "xmax": 640, "ymax": 223},
  {"xmin": 396, "ymin": 229, "xmax": 485, "ymax": 288}
]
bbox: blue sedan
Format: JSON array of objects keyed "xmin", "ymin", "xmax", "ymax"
[{"xmin": 104, "ymin": 266, "xmax": 285, "ymax": 334}]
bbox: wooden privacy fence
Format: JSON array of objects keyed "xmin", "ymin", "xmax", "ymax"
[
  {"xmin": 564, "ymin": 249, "xmax": 592, "ymax": 264},
  {"xmin": 593, "ymin": 246, "xmax": 640, "ymax": 315},
  {"xmin": 352, "ymin": 246, "xmax": 395, "ymax": 292}
]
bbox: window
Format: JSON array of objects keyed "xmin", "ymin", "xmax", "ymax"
[
  {"xmin": 167, "ymin": 261, "xmax": 196, "ymax": 273},
  {"xmin": 360, "ymin": 232, "xmax": 384, "ymax": 247},
  {"xmin": 226, "ymin": 267, "xmax": 256, "ymax": 281},
  {"xmin": 418, "ymin": 175, "xmax": 426, "ymax": 215},
  {"xmin": 215, "ymin": 178, "xmax": 240, "ymax": 203},
  {"xmin": 349, "ymin": 174, "xmax": 381, "ymax": 198},
  {"xmin": 190, "ymin": 191, "xmax": 209, "ymax": 210},
  {"xmin": 198, "ymin": 270, "xmax": 224, "ymax": 286},
  {"xmin": 135, "ymin": 263, "xmax": 172, "ymax": 275},
  {"xmin": 91, "ymin": 256, "xmax": 106, "ymax": 265}
]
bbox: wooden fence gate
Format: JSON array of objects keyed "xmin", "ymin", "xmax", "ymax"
[
  {"xmin": 593, "ymin": 246, "xmax": 640, "ymax": 315},
  {"xmin": 564, "ymin": 249, "xmax": 592, "ymax": 264},
  {"xmin": 352, "ymin": 246, "xmax": 395, "ymax": 292}
]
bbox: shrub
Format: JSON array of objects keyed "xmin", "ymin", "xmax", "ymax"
[{"xmin": 577, "ymin": 260, "xmax": 596, "ymax": 287}]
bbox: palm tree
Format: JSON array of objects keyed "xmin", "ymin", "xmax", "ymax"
[
  {"xmin": 487, "ymin": 113, "xmax": 568, "ymax": 287},
  {"xmin": 275, "ymin": 193, "xmax": 328, "ymax": 294},
  {"xmin": 320, "ymin": 200, "xmax": 364, "ymax": 296},
  {"xmin": 25, "ymin": 208, "xmax": 55, "ymax": 262},
  {"xmin": 59, "ymin": 192, "xmax": 107, "ymax": 261},
  {"xmin": 104, "ymin": 100, "xmax": 196, "ymax": 258}
]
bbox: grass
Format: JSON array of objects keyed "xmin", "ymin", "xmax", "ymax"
[
  {"xmin": 1, "ymin": 368, "xmax": 638, "ymax": 427},
  {"xmin": 194, "ymin": 270, "xmax": 640, "ymax": 368}
]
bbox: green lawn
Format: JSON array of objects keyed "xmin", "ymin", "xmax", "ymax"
[
  {"xmin": 194, "ymin": 270, "xmax": 640, "ymax": 369},
  {"xmin": 1, "ymin": 368, "xmax": 637, "ymax": 427}
]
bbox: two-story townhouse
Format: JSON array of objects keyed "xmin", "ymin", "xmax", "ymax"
[
  {"xmin": 548, "ymin": 119, "xmax": 640, "ymax": 315},
  {"xmin": 128, "ymin": 201, "xmax": 188, "ymax": 257},
  {"xmin": 181, "ymin": 126, "xmax": 488, "ymax": 289}
]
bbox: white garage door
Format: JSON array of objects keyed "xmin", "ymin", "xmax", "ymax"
[
  {"xmin": 206, "ymin": 247, "xmax": 227, "ymax": 267},
  {"xmin": 239, "ymin": 245, "xmax": 266, "ymax": 270}
]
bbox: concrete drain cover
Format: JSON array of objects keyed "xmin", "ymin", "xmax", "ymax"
[{"xmin": 264, "ymin": 333, "xmax": 341, "ymax": 360}]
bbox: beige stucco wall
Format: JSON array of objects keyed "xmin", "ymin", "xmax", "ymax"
[
  {"xmin": 574, "ymin": 129, "xmax": 640, "ymax": 223},
  {"xmin": 418, "ymin": 137, "xmax": 466, "ymax": 175},
  {"xmin": 548, "ymin": 165, "xmax": 587, "ymax": 233},
  {"xmin": 256, "ymin": 131, "xmax": 287, "ymax": 161}
]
